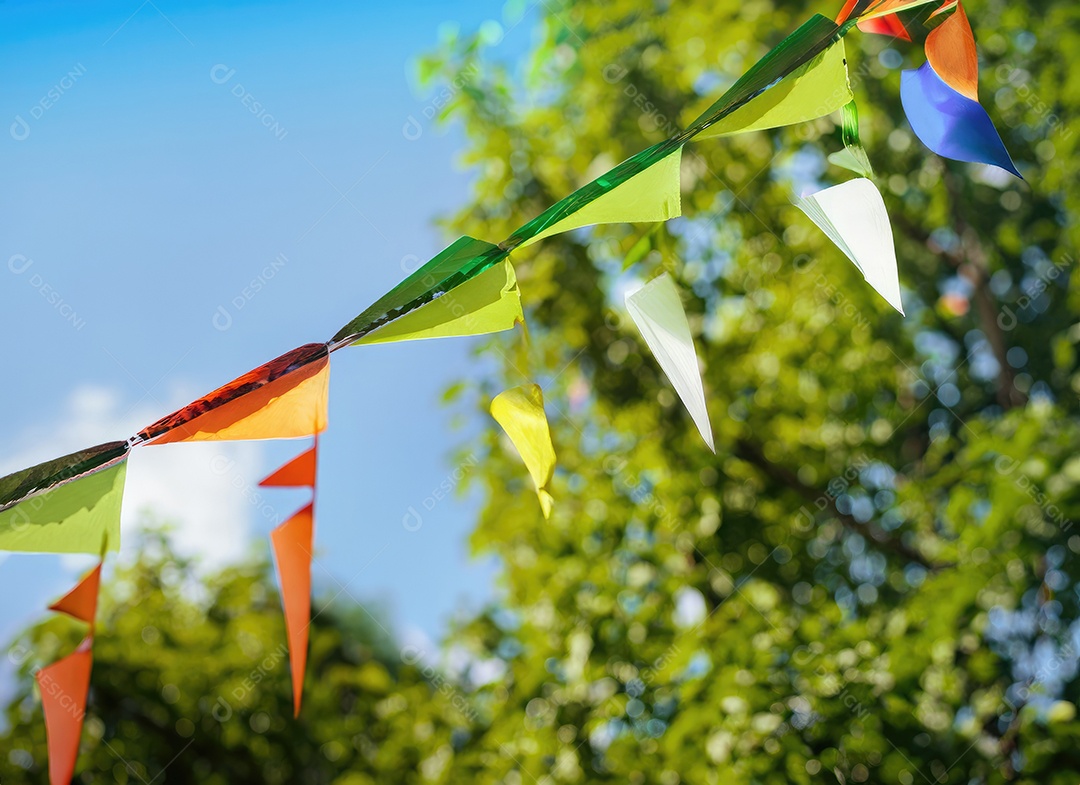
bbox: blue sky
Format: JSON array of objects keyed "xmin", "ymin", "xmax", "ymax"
[{"xmin": 0, "ymin": 0, "xmax": 536, "ymax": 693}]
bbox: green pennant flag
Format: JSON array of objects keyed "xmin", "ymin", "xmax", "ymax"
[
  {"xmin": 333, "ymin": 236, "xmax": 508, "ymax": 345},
  {"xmin": 356, "ymin": 257, "xmax": 523, "ymax": 345},
  {"xmin": 692, "ymin": 39, "xmax": 851, "ymax": 140},
  {"xmin": 0, "ymin": 443, "xmax": 129, "ymax": 554}
]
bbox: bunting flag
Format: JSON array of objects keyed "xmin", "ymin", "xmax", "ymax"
[
  {"xmin": 518, "ymin": 150, "xmax": 683, "ymax": 248},
  {"xmin": 693, "ymin": 39, "xmax": 852, "ymax": 140},
  {"xmin": 625, "ymin": 274, "xmax": 715, "ymax": 452},
  {"xmin": 332, "ymin": 12, "xmax": 876, "ymax": 356},
  {"xmin": 334, "ymin": 13, "xmax": 855, "ymax": 350},
  {"xmin": 0, "ymin": 0, "xmax": 1028, "ymax": 742},
  {"xmin": 0, "ymin": 444, "xmax": 128, "ymax": 554},
  {"xmin": 259, "ymin": 446, "xmax": 318, "ymax": 489},
  {"xmin": 269, "ymin": 503, "xmax": 314, "ymax": 716},
  {"xmin": 900, "ymin": 62, "xmax": 1020, "ymax": 178},
  {"xmin": 794, "ymin": 177, "xmax": 905, "ymax": 314},
  {"xmin": 853, "ymin": 0, "xmax": 941, "ymax": 21},
  {"xmin": 48, "ymin": 564, "xmax": 102, "ymax": 626},
  {"xmin": 835, "ymin": 0, "xmax": 910, "ymax": 41},
  {"xmin": 926, "ymin": 0, "xmax": 978, "ymax": 101},
  {"xmin": 38, "ymin": 561, "xmax": 103, "ymax": 785},
  {"xmin": 355, "ymin": 257, "xmax": 524, "ymax": 345},
  {"xmin": 37, "ymin": 640, "xmax": 94, "ymax": 785},
  {"xmin": 828, "ymin": 100, "xmax": 874, "ymax": 177},
  {"xmin": 859, "ymin": 14, "xmax": 910, "ymax": 40},
  {"xmin": 333, "ymin": 237, "xmax": 508, "ymax": 345},
  {"xmin": 490, "ymin": 385, "xmax": 557, "ymax": 518},
  {"xmin": 138, "ymin": 343, "xmax": 330, "ymax": 444},
  {"xmin": 687, "ymin": 14, "xmax": 844, "ymax": 138},
  {"xmin": 259, "ymin": 442, "xmax": 318, "ymax": 715}
]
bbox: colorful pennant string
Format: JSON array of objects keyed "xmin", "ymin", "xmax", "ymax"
[
  {"xmin": 835, "ymin": 0, "xmax": 910, "ymax": 40},
  {"xmin": 0, "ymin": 2, "xmax": 1029, "ymax": 749},
  {"xmin": 336, "ymin": 13, "xmax": 852, "ymax": 346}
]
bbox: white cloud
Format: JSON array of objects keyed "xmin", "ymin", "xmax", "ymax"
[
  {"xmin": 0, "ymin": 384, "xmax": 265, "ymax": 571},
  {"xmin": 673, "ymin": 586, "xmax": 707, "ymax": 628},
  {"xmin": 400, "ymin": 624, "xmax": 437, "ymax": 666}
]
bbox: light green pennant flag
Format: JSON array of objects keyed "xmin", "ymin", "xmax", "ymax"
[
  {"xmin": 0, "ymin": 443, "xmax": 129, "ymax": 554},
  {"xmin": 693, "ymin": 39, "xmax": 852, "ymax": 140},
  {"xmin": 356, "ymin": 257, "xmax": 523, "ymax": 345},
  {"xmin": 332, "ymin": 236, "xmax": 508, "ymax": 345},
  {"xmin": 828, "ymin": 100, "xmax": 874, "ymax": 177},
  {"xmin": 517, "ymin": 149, "xmax": 682, "ymax": 249}
]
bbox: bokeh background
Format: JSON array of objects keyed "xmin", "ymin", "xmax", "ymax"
[{"xmin": 2, "ymin": 0, "xmax": 1080, "ymax": 782}]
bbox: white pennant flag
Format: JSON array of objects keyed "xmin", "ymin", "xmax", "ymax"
[
  {"xmin": 793, "ymin": 178, "xmax": 905, "ymax": 315},
  {"xmin": 625, "ymin": 274, "xmax": 714, "ymax": 452}
]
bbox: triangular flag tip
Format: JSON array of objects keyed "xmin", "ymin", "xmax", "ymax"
[
  {"xmin": 259, "ymin": 447, "xmax": 318, "ymax": 489},
  {"xmin": 48, "ymin": 564, "xmax": 102, "ymax": 625}
]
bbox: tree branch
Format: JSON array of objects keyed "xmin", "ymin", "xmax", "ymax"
[
  {"xmin": 733, "ymin": 437, "xmax": 947, "ymax": 570},
  {"xmin": 893, "ymin": 201, "xmax": 1026, "ymax": 411}
]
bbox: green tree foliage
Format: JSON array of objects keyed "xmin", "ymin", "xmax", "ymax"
[{"xmin": 418, "ymin": 0, "xmax": 1080, "ymax": 782}]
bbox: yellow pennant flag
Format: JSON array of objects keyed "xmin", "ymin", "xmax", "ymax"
[
  {"xmin": 356, "ymin": 258, "xmax": 523, "ymax": 345},
  {"xmin": 693, "ymin": 40, "xmax": 851, "ymax": 140},
  {"xmin": 490, "ymin": 384, "xmax": 557, "ymax": 518},
  {"xmin": 519, "ymin": 150, "xmax": 682, "ymax": 249}
]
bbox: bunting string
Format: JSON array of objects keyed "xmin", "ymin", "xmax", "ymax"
[{"xmin": 0, "ymin": 1, "xmax": 1024, "ymax": 775}]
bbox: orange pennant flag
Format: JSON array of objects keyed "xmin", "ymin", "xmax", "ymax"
[
  {"xmin": 926, "ymin": 0, "xmax": 978, "ymax": 100},
  {"xmin": 259, "ymin": 446, "xmax": 317, "ymax": 489},
  {"xmin": 48, "ymin": 564, "xmax": 102, "ymax": 626},
  {"xmin": 138, "ymin": 344, "xmax": 330, "ymax": 445},
  {"xmin": 859, "ymin": 13, "xmax": 910, "ymax": 40},
  {"xmin": 271, "ymin": 503, "xmax": 314, "ymax": 716},
  {"xmin": 36, "ymin": 639, "xmax": 93, "ymax": 785},
  {"xmin": 836, "ymin": 0, "xmax": 911, "ymax": 40}
]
